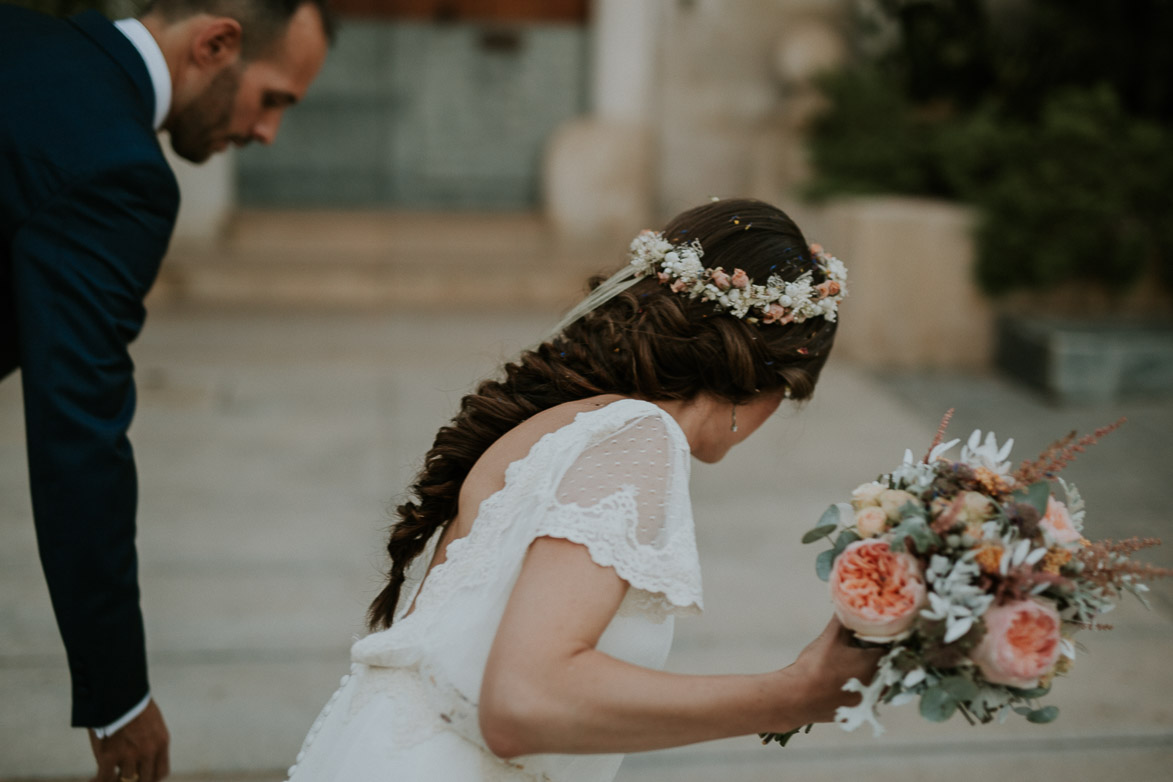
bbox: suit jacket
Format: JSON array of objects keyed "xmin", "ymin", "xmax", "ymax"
[{"xmin": 0, "ymin": 6, "xmax": 179, "ymax": 728}]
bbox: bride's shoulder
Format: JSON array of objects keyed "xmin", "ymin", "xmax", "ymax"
[
  {"xmin": 519, "ymin": 395, "xmax": 675, "ymax": 446},
  {"xmin": 499, "ymin": 394, "xmax": 635, "ymax": 453},
  {"xmin": 472, "ymin": 396, "xmax": 671, "ymax": 482}
]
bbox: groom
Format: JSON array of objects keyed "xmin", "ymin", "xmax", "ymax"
[{"xmin": 0, "ymin": 1, "xmax": 332, "ymax": 779}]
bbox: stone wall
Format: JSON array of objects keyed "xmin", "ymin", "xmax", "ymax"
[{"xmin": 817, "ymin": 197, "xmax": 994, "ymax": 370}]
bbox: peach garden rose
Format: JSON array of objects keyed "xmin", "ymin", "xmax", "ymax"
[
  {"xmin": 851, "ymin": 481, "xmax": 885, "ymax": 509},
  {"xmin": 970, "ymin": 599, "xmax": 1062, "ymax": 689},
  {"xmin": 830, "ymin": 539, "xmax": 926, "ymax": 638},
  {"xmin": 1039, "ymin": 496, "xmax": 1081, "ymax": 545},
  {"xmin": 854, "ymin": 506, "xmax": 888, "ymax": 538},
  {"xmin": 877, "ymin": 488, "xmax": 920, "ymax": 520}
]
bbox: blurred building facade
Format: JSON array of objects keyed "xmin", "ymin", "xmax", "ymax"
[
  {"xmin": 173, "ymin": 0, "xmax": 850, "ymax": 241},
  {"xmin": 163, "ymin": 0, "xmax": 994, "ymax": 371}
]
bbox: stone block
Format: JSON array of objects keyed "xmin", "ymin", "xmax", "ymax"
[
  {"xmin": 819, "ymin": 196, "xmax": 993, "ymax": 370},
  {"xmin": 772, "ymin": 17, "xmax": 847, "ymax": 87},
  {"xmin": 996, "ymin": 316, "xmax": 1173, "ymax": 404},
  {"xmin": 543, "ymin": 118, "xmax": 654, "ymax": 243}
]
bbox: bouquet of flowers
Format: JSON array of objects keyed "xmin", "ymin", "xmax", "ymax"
[{"xmin": 762, "ymin": 412, "xmax": 1169, "ymax": 746}]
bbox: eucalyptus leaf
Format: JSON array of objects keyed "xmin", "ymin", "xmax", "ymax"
[
  {"xmin": 802, "ymin": 524, "xmax": 839, "ymax": 544},
  {"xmin": 833, "ymin": 529, "xmax": 862, "ymax": 552},
  {"xmin": 938, "ymin": 675, "xmax": 979, "ymax": 702},
  {"xmin": 819, "ymin": 504, "xmax": 841, "ymax": 528},
  {"xmin": 919, "ymin": 686, "xmax": 958, "ymax": 722},
  {"xmin": 1026, "ymin": 706, "xmax": 1059, "ymax": 723},
  {"xmin": 1013, "ymin": 684, "xmax": 1051, "ymax": 699},
  {"xmin": 815, "ymin": 549, "xmax": 837, "ymax": 581},
  {"xmin": 1012, "ymin": 481, "xmax": 1051, "ymax": 515}
]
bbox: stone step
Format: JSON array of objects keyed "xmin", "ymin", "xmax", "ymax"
[
  {"xmin": 223, "ymin": 210, "xmax": 553, "ymax": 261},
  {"xmin": 153, "ymin": 210, "xmax": 615, "ymax": 309}
]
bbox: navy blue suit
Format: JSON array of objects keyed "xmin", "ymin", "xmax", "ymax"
[{"xmin": 0, "ymin": 6, "xmax": 179, "ymax": 728}]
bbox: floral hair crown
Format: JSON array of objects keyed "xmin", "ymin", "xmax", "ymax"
[
  {"xmin": 550, "ymin": 228, "xmax": 847, "ymax": 336},
  {"xmin": 628, "ymin": 230, "xmax": 848, "ymax": 325}
]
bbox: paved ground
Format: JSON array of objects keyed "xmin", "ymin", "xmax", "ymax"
[{"xmin": 1, "ymin": 306, "xmax": 1170, "ymax": 781}]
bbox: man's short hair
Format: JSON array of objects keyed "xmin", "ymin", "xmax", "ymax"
[{"xmin": 143, "ymin": 0, "xmax": 336, "ymax": 59}]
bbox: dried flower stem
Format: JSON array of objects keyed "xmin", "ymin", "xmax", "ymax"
[
  {"xmin": 1096, "ymin": 537, "xmax": 1163, "ymax": 556},
  {"xmin": 1075, "ymin": 537, "xmax": 1172, "ymax": 591},
  {"xmin": 1013, "ymin": 417, "xmax": 1126, "ymax": 484},
  {"xmin": 924, "ymin": 408, "xmax": 955, "ymax": 463},
  {"xmin": 1070, "ymin": 621, "xmax": 1115, "ymax": 631}
]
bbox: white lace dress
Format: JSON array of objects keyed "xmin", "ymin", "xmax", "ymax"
[{"xmin": 285, "ymin": 399, "xmax": 704, "ymax": 782}]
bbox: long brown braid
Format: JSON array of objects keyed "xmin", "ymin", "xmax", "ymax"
[{"xmin": 367, "ymin": 199, "xmax": 840, "ymax": 629}]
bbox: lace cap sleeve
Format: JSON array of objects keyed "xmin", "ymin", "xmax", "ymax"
[{"xmin": 534, "ymin": 407, "xmax": 702, "ymax": 616}]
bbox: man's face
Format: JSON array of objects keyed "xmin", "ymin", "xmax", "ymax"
[{"xmin": 170, "ymin": 4, "xmax": 329, "ymax": 163}]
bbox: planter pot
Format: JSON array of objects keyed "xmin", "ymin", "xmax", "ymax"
[
  {"xmin": 818, "ymin": 197, "xmax": 993, "ymax": 370},
  {"xmin": 996, "ymin": 315, "xmax": 1173, "ymax": 404}
]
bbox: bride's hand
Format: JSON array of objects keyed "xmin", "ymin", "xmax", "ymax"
[{"xmin": 778, "ymin": 617, "xmax": 885, "ymax": 726}]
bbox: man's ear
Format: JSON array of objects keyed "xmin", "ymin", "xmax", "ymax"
[{"xmin": 192, "ymin": 18, "xmax": 243, "ymax": 69}]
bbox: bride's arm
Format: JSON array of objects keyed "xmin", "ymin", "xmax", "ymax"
[{"xmin": 479, "ymin": 536, "xmax": 881, "ymax": 758}]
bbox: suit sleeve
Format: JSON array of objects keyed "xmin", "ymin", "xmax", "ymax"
[{"xmin": 10, "ymin": 160, "xmax": 177, "ymax": 728}]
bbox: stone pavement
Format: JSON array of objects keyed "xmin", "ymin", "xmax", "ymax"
[{"xmin": 1, "ymin": 306, "xmax": 1170, "ymax": 782}]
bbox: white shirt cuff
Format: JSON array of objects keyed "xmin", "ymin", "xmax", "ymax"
[{"xmin": 91, "ymin": 693, "xmax": 151, "ymax": 739}]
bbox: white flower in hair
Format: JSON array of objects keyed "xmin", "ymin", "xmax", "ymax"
[
  {"xmin": 627, "ymin": 232, "xmax": 848, "ymax": 325},
  {"xmin": 549, "ymin": 228, "xmax": 848, "ymax": 337}
]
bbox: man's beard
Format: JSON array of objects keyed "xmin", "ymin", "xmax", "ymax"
[{"xmin": 168, "ymin": 66, "xmax": 243, "ymax": 163}]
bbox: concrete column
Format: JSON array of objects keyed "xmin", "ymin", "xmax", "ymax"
[
  {"xmin": 590, "ymin": 0, "xmax": 660, "ymax": 122},
  {"xmin": 162, "ymin": 139, "xmax": 235, "ymax": 245},
  {"xmin": 543, "ymin": 0, "xmax": 663, "ymax": 243}
]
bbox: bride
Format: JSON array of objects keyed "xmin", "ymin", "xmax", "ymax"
[{"xmin": 285, "ymin": 198, "xmax": 880, "ymax": 780}]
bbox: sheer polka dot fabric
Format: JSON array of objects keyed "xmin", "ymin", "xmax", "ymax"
[
  {"xmin": 554, "ymin": 416, "xmax": 674, "ymax": 547},
  {"xmin": 538, "ymin": 406, "xmax": 702, "ymax": 615}
]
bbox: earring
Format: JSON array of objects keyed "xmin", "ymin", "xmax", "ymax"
[{"xmin": 731, "ymin": 403, "xmax": 738, "ymax": 432}]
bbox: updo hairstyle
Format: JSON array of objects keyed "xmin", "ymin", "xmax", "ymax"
[{"xmin": 368, "ymin": 198, "xmax": 839, "ymax": 629}]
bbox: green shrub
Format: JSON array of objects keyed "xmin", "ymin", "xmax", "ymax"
[
  {"xmin": 806, "ymin": 0, "xmax": 1173, "ymax": 298},
  {"xmin": 967, "ymin": 88, "xmax": 1173, "ymax": 294}
]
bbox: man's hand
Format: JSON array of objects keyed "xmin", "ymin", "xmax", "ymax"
[{"xmin": 88, "ymin": 699, "xmax": 170, "ymax": 782}]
